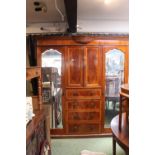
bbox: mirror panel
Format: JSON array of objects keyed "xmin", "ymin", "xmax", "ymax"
[
  {"xmin": 104, "ymin": 49, "xmax": 124, "ymax": 128},
  {"xmin": 42, "ymin": 49, "xmax": 63, "ymax": 129}
]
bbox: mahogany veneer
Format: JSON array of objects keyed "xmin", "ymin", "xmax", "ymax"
[
  {"xmin": 111, "ymin": 113, "xmax": 129, "ymax": 155},
  {"xmin": 36, "ymin": 35, "xmax": 129, "ymax": 136}
]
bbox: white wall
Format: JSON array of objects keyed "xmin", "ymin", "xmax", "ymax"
[
  {"xmin": 77, "ymin": 19, "xmax": 129, "ymax": 33},
  {"xmin": 26, "ymin": 20, "xmax": 128, "ymax": 34},
  {"xmin": 26, "ymin": 22, "xmax": 68, "ymax": 34}
]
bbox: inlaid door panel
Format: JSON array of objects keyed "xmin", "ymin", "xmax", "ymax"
[
  {"xmin": 66, "ymin": 47, "xmax": 84, "ymax": 87},
  {"xmin": 84, "ymin": 47, "xmax": 102, "ymax": 87}
]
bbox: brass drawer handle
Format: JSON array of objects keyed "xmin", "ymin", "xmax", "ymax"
[
  {"xmin": 73, "ymin": 91, "xmax": 78, "ymax": 96},
  {"xmin": 89, "ymin": 92, "xmax": 94, "ymax": 96},
  {"xmin": 72, "ymin": 102, "xmax": 78, "ymax": 108},
  {"xmin": 73, "ymin": 113, "xmax": 79, "ymax": 120},
  {"xmin": 88, "ymin": 113, "xmax": 95, "ymax": 120},
  {"xmin": 73, "ymin": 125, "xmax": 78, "ymax": 131},
  {"xmin": 89, "ymin": 125, "xmax": 94, "ymax": 131},
  {"xmin": 91, "ymin": 102, "xmax": 95, "ymax": 108}
]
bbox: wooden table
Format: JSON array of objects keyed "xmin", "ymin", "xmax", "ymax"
[
  {"xmin": 120, "ymin": 84, "xmax": 129, "ymax": 96},
  {"xmin": 119, "ymin": 84, "xmax": 129, "ymax": 131},
  {"xmin": 111, "ymin": 113, "xmax": 129, "ymax": 155}
]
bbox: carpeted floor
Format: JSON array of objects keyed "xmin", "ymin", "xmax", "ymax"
[{"xmin": 51, "ymin": 137, "xmax": 125, "ymax": 155}]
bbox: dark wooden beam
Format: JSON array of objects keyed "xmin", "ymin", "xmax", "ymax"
[{"xmin": 64, "ymin": 0, "xmax": 77, "ymax": 33}]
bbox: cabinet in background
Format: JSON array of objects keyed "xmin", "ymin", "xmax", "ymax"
[
  {"xmin": 26, "ymin": 67, "xmax": 42, "ymax": 111},
  {"xmin": 26, "ymin": 111, "xmax": 51, "ymax": 155},
  {"xmin": 26, "ymin": 67, "xmax": 51, "ymax": 154}
]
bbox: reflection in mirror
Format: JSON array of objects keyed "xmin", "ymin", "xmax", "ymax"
[
  {"xmin": 26, "ymin": 80, "xmax": 33, "ymax": 96},
  {"xmin": 104, "ymin": 49, "xmax": 124, "ymax": 128},
  {"xmin": 42, "ymin": 49, "xmax": 62, "ymax": 129}
]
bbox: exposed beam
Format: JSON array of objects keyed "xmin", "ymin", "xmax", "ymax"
[{"xmin": 64, "ymin": 0, "xmax": 77, "ymax": 33}]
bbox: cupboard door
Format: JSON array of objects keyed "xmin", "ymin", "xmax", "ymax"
[
  {"xmin": 38, "ymin": 47, "xmax": 65, "ymax": 131},
  {"xmin": 103, "ymin": 45, "xmax": 129, "ymax": 128},
  {"xmin": 66, "ymin": 47, "xmax": 84, "ymax": 87},
  {"xmin": 84, "ymin": 47, "xmax": 102, "ymax": 87}
]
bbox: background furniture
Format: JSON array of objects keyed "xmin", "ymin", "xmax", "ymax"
[
  {"xmin": 26, "ymin": 111, "xmax": 48, "ymax": 155},
  {"xmin": 40, "ymin": 140, "xmax": 51, "ymax": 155},
  {"xmin": 26, "ymin": 67, "xmax": 51, "ymax": 154},
  {"xmin": 26, "ymin": 67, "xmax": 42, "ymax": 110},
  {"xmin": 111, "ymin": 113, "xmax": 129, "ymax": 155},
  {"xmin": 119, "ymin": 84, "xmax": 129, "ymax": 131}
]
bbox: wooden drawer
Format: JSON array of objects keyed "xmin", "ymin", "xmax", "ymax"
[
  {"xmin": 66, "ymin": 89, "xmax": 101, "ymax": 99},
  {"xmin": 68, "ymin": 123, "xmax": 100, "ymax": 134},
  {"xmin": 68, "ymin": 112, "xmax": 100, "ymax": 121},
  {"xmin": 26, "ymin": 67, "xmax": 41, "ymax": 80},
  {"xmin": 67, "ymin": 100, "xmax": 100, "ymax": 110}
]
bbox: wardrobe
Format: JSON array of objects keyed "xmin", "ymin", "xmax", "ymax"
[{"xmin": 36, "ymin": 35, "xmax": 129, "ymax": 136}]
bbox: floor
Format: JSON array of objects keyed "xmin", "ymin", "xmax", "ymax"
[{"xmin": 51, "ymin": 137, "xmax": 125, "ymax": 155}]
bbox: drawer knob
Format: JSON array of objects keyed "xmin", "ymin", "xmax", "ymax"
[
  {"xmin": 89, "ymin": 92, "xmax": 94, "ymax": 96},
  {"xmin": 73, "ymin": 113, "xmax": 79, "ymax": 120},
  {"xmin": 88, "ymin": 113, "xmax": 94, "ymax": 120},
  {"xmin": 89, "ymin": 126, "xmax": 94, "ymax": 131},
  {"xmin": 73, "ymin": 125, "xmax": 78, "ymax": 131},
  {"xmin": 73, "ymin": 102, "xmax": 78, "ymax": 108},
  {"xmin": 73, "ymin": 91, "xmax": 78, "ymax": 96},
  {"xmin": 91, "ymin": 102, "xmax": 95, "ymax": 108}
]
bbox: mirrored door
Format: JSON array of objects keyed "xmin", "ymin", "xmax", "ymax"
[
  {"xmin": 103, "ymin": 47, "xmax": 128, "ymax": 128},
  {"xmin": 41, "ymin": 49, "xmax": 63, "ymax": 129}
]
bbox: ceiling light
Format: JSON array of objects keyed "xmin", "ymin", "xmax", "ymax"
[{"xmin": 104, "ymin": 0, "xmax": 112, "ymax": 5}]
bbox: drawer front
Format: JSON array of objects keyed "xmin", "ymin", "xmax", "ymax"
[
  {"xmin": 66, "ymin": 89, "xmax": 101, "ymax": 99},
  {"xmin": 68, "ymin": 112, "xmax": 100, "ymax": 121},
  {"xmin": 67, "ymin": 100, "xmax": 100, "ymax": 110},
  {"xmin": 68, "ymin": 123, "xmax": 100, "ymax": 134}
]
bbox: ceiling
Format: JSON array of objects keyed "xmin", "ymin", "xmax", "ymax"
[{"xmin": 26, "ymin": 0, "xmax": 129, "ymax": 34}]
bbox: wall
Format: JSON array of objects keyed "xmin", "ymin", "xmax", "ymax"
[
  {"xmin": 26, "ymin": 20, "xmax": 128, "ymax": 34},
  {"xmin": 77, "ymin": 19, "xmax": 128, "ymax": 33}
]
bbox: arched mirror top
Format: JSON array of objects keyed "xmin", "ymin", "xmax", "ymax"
[
  {"xmin": 41, "ymin": 49, "xmax": 62, "ymax": 75},
  {"xmin": 105, "ymin": 48, "xmax": 124, "ymax": 78},
  {"xmin": 106, "ymin": 48, "xmax": 124, "ymax": 56},
  {"xmin": 42, "ymin": 49, "xmax": 62, "ymax": 58}
]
